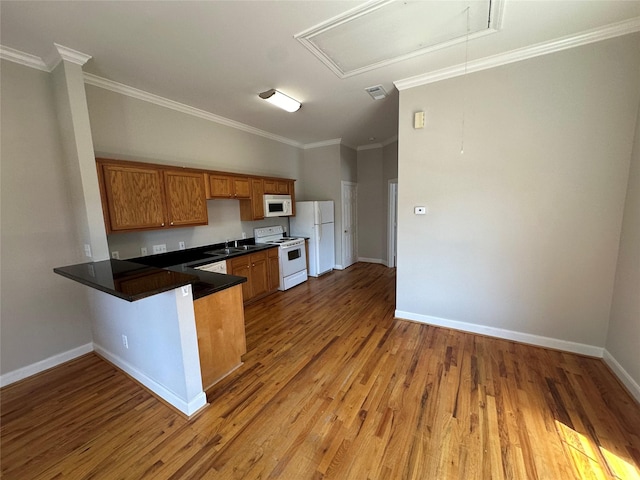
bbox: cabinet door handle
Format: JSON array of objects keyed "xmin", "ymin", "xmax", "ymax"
[
  {"xmin": 170, "ymin": 222, "xmax": 174, "ymax": 226},
  {"xmin": 161, "ymin": 223, "xmax": 165, "ymax": 227}
]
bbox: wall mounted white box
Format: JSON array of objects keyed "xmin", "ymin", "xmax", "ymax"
[{"xmin": 415, "ymin": 206, "xmax": 427, "ymax": 215}]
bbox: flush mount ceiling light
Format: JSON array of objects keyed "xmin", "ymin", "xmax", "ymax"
[{"xmin": 259, "ymin": 89, "xmax": 301, "ymax": 112}]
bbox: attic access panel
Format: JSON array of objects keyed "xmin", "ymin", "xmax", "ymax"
[{"xmin": 295, "ymin": 0, "xmax": 503, "ymax": 78}]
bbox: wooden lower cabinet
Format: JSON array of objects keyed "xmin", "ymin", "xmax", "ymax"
[
  {"xmin": 268, "ymin": 247, "xmax": 280, "ymax": 291},
  {"xmin": 228, "ymin": 249, "xmax": 279, "ymax": 304},
  {"xmin": 193, "ymin": 285, "xmax": 246, "ymax": 390},
  {"xmin": 228, "ymin": 251, "xmax": 269, "ymax": 303}
]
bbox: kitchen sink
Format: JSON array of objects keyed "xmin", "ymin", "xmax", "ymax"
[
  {"xmin": 232, "ymin": 245, "xmax": 260, "ymax": 251},
  {"xmin": 203, "ymin": 245, "xmax": 260, "ymax": 256}
]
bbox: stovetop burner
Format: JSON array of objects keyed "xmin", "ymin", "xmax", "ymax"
[{"xmin": 254, "ymin": 226, "xmax": 304, "ymax": 247}]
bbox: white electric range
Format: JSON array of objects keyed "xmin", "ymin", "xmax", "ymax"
[{"xmin": 254, "ymin": 225, "xmax": 307, "ymax": 291}]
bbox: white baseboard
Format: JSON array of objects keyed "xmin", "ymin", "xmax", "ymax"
[
  {"xmin": 334, "ymin": 264, "xmax": 344, "ymax": 270},
  {"xmin": 395, "ymin": 310, "xmax": 605, "ymax": 358},
  {"xmin": 358, "ymin": 257, "xmax": 385, "ymax": 265},
  {"xmin": 0, "ymin": 343, "xmax": 94, "ymax": 388},
  {"xmin": 603, "ymin": 349, "xmax": 640, "ymax": 404},
  {"xmin": 93, "ymin": 343, "xmax": 207, "ymax": 416}
]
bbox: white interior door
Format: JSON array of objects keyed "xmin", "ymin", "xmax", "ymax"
[{"xmin": 341, "ymin": 181, "xmax": 357, "ymax": 269}]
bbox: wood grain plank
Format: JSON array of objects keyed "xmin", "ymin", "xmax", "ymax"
[{"xmin": 2, "ymin": 263, "xmax": 639, "ymax": 479}]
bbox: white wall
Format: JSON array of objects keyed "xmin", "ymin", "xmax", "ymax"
[
  {"xmin": 0, "ymin": 60, "xmax": 93, "ymax": 380},
  {"xmin": 85, "ymin": 85, "xmax": 301, "ymax": 258},
  {"xmin": 396, "ymin": 34, "xmax": 640, "ymax": 352},
  {"xmin": 606, "ymin": 104, "xmax": 640, "ymax": 398},
  {"xmin": 90, "ymin": 286, "xmax": 206, "ymax": 415}
]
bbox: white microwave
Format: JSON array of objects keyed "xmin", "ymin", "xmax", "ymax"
[{"xmin": 264, "ymin": 194, "xmax": 293, "ymax": 217}]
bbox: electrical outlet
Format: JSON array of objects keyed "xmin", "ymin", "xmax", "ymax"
[
  {"xmin": 84, "ymin": 244, "xmax": 92, "ymax": 258},
  {"xmin": 111, "ymin": 251, "xmax": 120, "ymax": 259},
  {"xmin": 122, "ymin": 334, "xmax": 128, "ymax": 349},
  {"xmin": 141, "ymin": 247, "xmax": 148, "ymax": 256},
  {"xmin": 181, "ymin": 285, "xmax": 190, "ymax": 297},
  {"xmin": 152, "ymin": 244, "xmax": 167, "ymax": 254},
  {"xmin": 241, "ymin": 232, "xmax": 247, "ymax": 239},
  {"xmin": 178, "ymin": 241, "xmax": 186, "ymax": 250}
]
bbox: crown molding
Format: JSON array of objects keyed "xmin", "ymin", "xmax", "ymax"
[
  {"xmin": 355, "ymin": 135, "xmax": 397, "ymax": 151},
  {"xmin": 55, "ymin": 44, "xmax": 92, "ymax": 65},
  {"xmin": 83, "ymin": 73, "xmax": 303, "ymax": 148},
  {"xmin": 395, "ymin": 16, "xmax": 640, "ymax": 91},
  {"xmin": 302, "ymin": 138, "xmax": 343, "ymax": 150},
  {"xmin": 43, "ymin": 43, "xmax": 93, "ymax": 71},
  {"xmin": 357, "ymin": 142, "xmax": 383, "ymax": 151},
  {"xmin": 0, "ymin": 45, "xmax": 49, "ymax": 71},
  {"xmin": 382, "ymin": 135, "xmax": 398, "ymax": 147}
]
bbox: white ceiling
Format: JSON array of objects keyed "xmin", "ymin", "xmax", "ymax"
[{"xmin": 1, "ymin": 1, "xmax": 639, "ymax": 149}]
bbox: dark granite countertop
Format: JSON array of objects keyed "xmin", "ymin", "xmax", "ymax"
[
  {"xmin": 54, "ymin": 259, "xmax": 199, "ymax": 302},
  {"xmin": 129, "ymin": 240, "xmax": 276, "ymax": 269},
  {"xmin": 54, "ymin": 240, "xmax": 278, "ymax": 302}
]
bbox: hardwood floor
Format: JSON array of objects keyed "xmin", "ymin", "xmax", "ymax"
[{"xmin": 2, "ymin": 263, "xmax": 639, "ymax": 479}]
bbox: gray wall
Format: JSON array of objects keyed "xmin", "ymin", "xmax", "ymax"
[
  {"xmin": 382, "ymin": 140, "xmax": 399, "ymax": 264},
  {"xmin": 357, "ymin": 148, "xmax": 384, "ymax": 262},
  {"xmin": 356, "ymin": 140, "xmax": 398, "ymax": 264},
  {"xmin": 1, "ymin": 60, "xmax": 93, "ymax": 377},
  {"xmin": 396, "ymin": 34, "xmax": 640, "ymax": 351},
  {"xmin": 606, "ymin": 104, "xmax": 640, "ymax": 390},
  {"xmin": 86, "ymin": 85, "xmax": 301, "ymax": 258},
  {"xmin": 299, "ymin": 143, "xmax": 358, "ymax": 269}
]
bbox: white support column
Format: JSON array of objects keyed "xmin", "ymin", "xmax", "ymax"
[{"xmin": 50, "ymin": 44, "xmax": 109, "ymax": 261}]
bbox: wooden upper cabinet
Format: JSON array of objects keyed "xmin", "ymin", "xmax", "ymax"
[
  {"xmin": 97, "ymin": 159, "xmax": 208, "ymax": 234},
  {"xmin": 251, "ymin": 179, "xmax": 265, "ymax": 219},
  {"xmin": 100, "ymin": 163, "xmax": 166, "ymax": 232},
  {"xmin": 164, "ymin": 170, "xmax": 208, "ymax": 227},
  {"xmin": 232, "ymin": 177, "xmax": 251, "ymax": 198},
  {"xmin": 98, "ymin": 158, "xmax": 295, "ymax": 231},
  {"xmin": 263, "ymin": 179, "xmax": 290, "ymax": 195},
  {"xmin": 239, "ymin": 178, "xmax": 265, "ymax": 221},
  {"xmin": 208, "ymin": 174, "xmax": 250, "ymax": 199}
]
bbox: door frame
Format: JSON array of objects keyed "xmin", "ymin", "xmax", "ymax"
[
  {"xmin": 341, "ymin": 181, "xmax": 358, "ymax": 270},
  {"xmin": 387, "ymin": 179, "xmax": 398, "ymax": 268}
]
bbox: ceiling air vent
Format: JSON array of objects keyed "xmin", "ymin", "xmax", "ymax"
[{"xmin": 365, "ymin": 85, "xmax": 387, "ymax": 100}]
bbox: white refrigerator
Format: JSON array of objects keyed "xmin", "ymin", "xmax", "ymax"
[{"xmin": 290, "ymin": 201, "xmax": 335, "ymax": 277}]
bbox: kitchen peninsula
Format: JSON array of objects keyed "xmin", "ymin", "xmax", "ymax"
[{"xmin": 54, "ymin": 242, "xmax": 277, "ymax": 417}]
